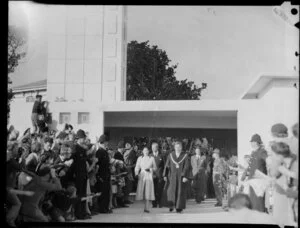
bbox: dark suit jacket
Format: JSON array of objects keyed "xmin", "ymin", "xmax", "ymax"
[
  {"xmin": 242, "ymin": 147, "xmax": 268, "ymax": 180},
  {"xmin": 96, "ymin": 147, "xmax": 111, "ymax": 181},
  {"xmin": 152, "ymin": 152, "xmax": 164, "ymax": 180},
  {"xmin": 114, "ymin": 151, "xmax": 124, "ymax": 162}
]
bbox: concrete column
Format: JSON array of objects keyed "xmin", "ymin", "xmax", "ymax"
[{"xmin": 89, "ymin": 109, "xmax": 104, "ymax": 143}]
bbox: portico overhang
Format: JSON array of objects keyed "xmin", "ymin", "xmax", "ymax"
[{"xmin": 241, "ymin": 73, "xmax": 299, "ymax": 100}]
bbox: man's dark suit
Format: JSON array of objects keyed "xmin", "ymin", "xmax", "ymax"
[
  {"xmin": 114, "ymin": 150, "xmax": 124, "ymax": 162},
  {"xmin": 95, "ymin": 146, "xmax": 111, "ymax": 213},
  {"xmin": 152, "ymin": 152, "xmax": 165, "ymax": 207},
  {"xmin": 68, "ymin": 143, "xmax": 88, "ymax": 219}
]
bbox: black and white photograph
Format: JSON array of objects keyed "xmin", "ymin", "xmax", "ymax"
[{"xmin": 6, "ymin": 2, "xmax": 299, "ymax": 228}]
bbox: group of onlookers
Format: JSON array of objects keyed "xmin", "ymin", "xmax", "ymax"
[
  {"xmin": 233, "ymin": 123, "xmax": 298, "ymax": 227},
  {"xmin": 6, "ymin": 95, "xmax": 298, "ymax": 227},
  {"xmin": 6, "ymin": 123, "xmax": 142, "ymax": 227}
]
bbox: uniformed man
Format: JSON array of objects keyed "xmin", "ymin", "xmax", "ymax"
[
  {"xmin": 241, "ymin": 134, "xmax": 267, "ymax": 212},
  {"xmin": 212, "ymin": 148, "xmax": 226, "ymax": 207}
]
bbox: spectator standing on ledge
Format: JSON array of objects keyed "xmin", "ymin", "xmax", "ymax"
[{"xmin": 31, "ymin": 95, "xmax": 42, "ymax": 134}]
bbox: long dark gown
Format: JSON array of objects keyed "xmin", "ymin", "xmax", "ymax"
[
  {"xmin": 206, "ymin": 156, "xmax": 215, "ymax": 198},
  {"xmin": 163, "ymin": 152, "xmax": 192, "ymax": 210}
]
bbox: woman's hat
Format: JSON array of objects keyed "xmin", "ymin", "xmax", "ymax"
[
  {"xmin": 117, "ymin": 141, "xmax": 125, "ymax": 149},
  {"xmin": 76, "ymin": 129, "xmax": 86, "ymax": 139},
  {"xmin": 271, "ymin": 123, "xmax": 288, "ymax": 137},
  {"xmin": 250, "ymin": 134, "xmax": 262, "ymax": 144},
  {"xmin": 98, "ymin": 134, "xmax": 108, "ymax": 143},
  {"xmin": 56, "ymin": 132, "xmax": 68, "ymax": 140}
]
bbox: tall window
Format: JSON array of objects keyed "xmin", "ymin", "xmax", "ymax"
[
  {"xmin": 78, "ymin": 112, "xmax": 90, "ymax": 124},
  {"xmin": 59, "ymin": 112, "xmax": 71, "ymax": 124}
]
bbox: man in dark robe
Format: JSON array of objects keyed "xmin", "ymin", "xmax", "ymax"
[
  {"xmin": 151, "ymin": 141, "xmax": 165, "ymax": 208},
  {"xmin": 241, "ymin": 134, "xmax": 267, "ymax": 212},
  {"xmin": 67, "ymin": 129, "xmax": 90, "ymax": 220},
  {"xmin": 163, "ymin": 141, "xmax": 192, "ymax": 213},
  {"xmin": 95, "ymin": 134, "xmax": 112, "ymax": 213}
]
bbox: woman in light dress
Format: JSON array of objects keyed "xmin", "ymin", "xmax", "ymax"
[
  {"xmin": 269, "ymin": 141, "xmax": 298, "ymax": 227},
  {"xmin": 135, "ymin": 146, "xmax": 157, "ymax": 213}
]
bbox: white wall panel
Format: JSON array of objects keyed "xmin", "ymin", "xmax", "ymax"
[
  {"xmin": 84, "ymin": 60, "xmax": 102, "ymax": 83},
  {"xmin": 105, "ymin": 12, "xmax": 118, "ymax": 34},
  {"xmin": 103, "ymin": 61, "xmax": 116, "ymax": 82},
  {"xmin": 47, "ymin": 83, "xmax": 65, "ymax": 101},
  {"xmin": 85, "ymin": 36, "xmax": 102, "ymax": 59},
  {"xmin": 67, "ymin": 17, "xmax": 85, "ymax": 35},
  {"xmin": 85, "ymin": 5, "xmax": 104, "ymax": 16},
  {"xmin": 66, "ymin": 36, "xmax": 84, "ymax": 59},
  {"xmin": 66, "ymin": 60, "xmax": 84, "ymax": 83},
  {"xmin": 65, "ymin": 84, "xmax": 83, "ymax": 101},
  {"xmin": 47, "ymin": 60, "xmax": 65, "ymax": 83},
  {"xmin": 102, "ymin": 86, "xmax": 116, "ymax": 102},
  {"xmin": 103, "ymin": 37, "xmax": 117, "ymax": 57},
  {"xmin": 84, "ymin": 84, "xmax": 102, "ymax": 102},
  {"xmin": 48, "ymin": 35, "xmax": 66, "ymax": 59},
  {"xmin": 86, "ymin": 15, "xmax": 103, "ymax": 35}
]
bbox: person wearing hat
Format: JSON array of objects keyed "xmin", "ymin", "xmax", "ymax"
[
  {"xmin": 212, "ymin": 148, "xmax": 226, "ymax": 207},
  {"xmin": 123, "ymin": 139, "xmax": 137, "ymax": 205},
  {"xmin": 94, "ymin": 134, "xmax": 112, "ymax": 213},
  {"xmin": 67, "ymin": 129, "xmax": 90, "ymax": 220},
  {"xmin": 31, "ymin": 94, "xmax": 42, "ymax": 134},
  {"xmin": 114, "ymin": 141, "xmax": 125, "ymax": 162},
  {"xmin": 151, "ymin": 141, "xmax": 165, "ymax": 208},
  {"xmin": 240, "ymin": 134, "xmax": 268, "ymax": 212},
  {"xmin": 19, "ymin": 166, "xmax": 62, "ymax": 222},
  {"xmin": 191, "ymin": 146, "xmax": 208, "ymax": 204},
  {"xmin": 162, "ymin": 141, "xmax": 192, "ymax": 213},
  {"xmin": 289, "ymin": 123, "xmax": 299, "ymax": 158}
]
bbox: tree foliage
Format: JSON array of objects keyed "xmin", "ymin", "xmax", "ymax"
[
  {"xmin": 8, "ymin": 26, "xmax": 26, "ymax": 121},
  {"xmin": 126, "ymin": 40, "xmax": 206, "ymax": 100}
]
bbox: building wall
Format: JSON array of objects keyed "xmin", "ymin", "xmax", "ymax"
[{"xmin": 46, "ymin": 5, "xmax": 126, "ymax": 103}]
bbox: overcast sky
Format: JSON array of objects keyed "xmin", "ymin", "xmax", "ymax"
[{"xmin": 8, "ymin": 2, "xmax": 296, "ymax": 99}]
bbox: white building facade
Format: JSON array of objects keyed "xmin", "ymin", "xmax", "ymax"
[{"xmin": 10, "ymin": 5, "xmax": 299, "ymax": 164}]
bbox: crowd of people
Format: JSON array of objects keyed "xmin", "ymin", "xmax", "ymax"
[{"xmin": 6, "ymin": 95, "xmax": 298, "ymax": 227}]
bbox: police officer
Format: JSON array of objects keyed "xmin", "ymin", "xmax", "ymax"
[
  {"xmin": 212, "ymin": 148, "xmax": 225, "ymax": 207},
  {"xmin": 241, "ymin": 134, "xmax": 267, "ymax": 212}
]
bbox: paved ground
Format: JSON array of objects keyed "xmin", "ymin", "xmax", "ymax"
[{"xmin": 75, "ymin": 198, "xmax": 276, "ymax": 224}]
